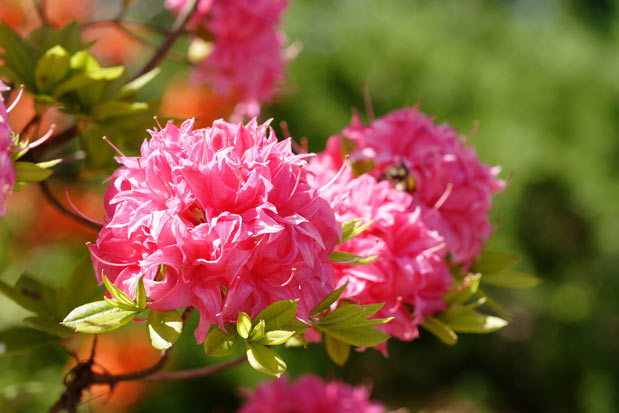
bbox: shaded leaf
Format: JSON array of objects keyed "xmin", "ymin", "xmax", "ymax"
[
  {"xmin": 0, "ymin": 327, "xmax": 58, "ymax": 357},
  {"xmin": 204, "ymin": 325, "xmax": 238, "ymax": 357},
  {"xmin": 245, "ymin": 342, "xmax": 287, "ymax": 377},
  {"xmin": 23, "ymin": 316, "xmax": 73, "ymax": 338},
  {"xmin": 420, "ymin": 316, "xmax": 458, "ymax": 345},
  {"xmin": 14, "ymin": 162, "xmax": 53, "ymax": 183},
  {"xmin": 35, "ymin": 45, "xmax": 70, "ymax": 92},
  {"xmin": 147, "ymin": 310, "xmax": 183, "ymax": 350},
  {"xmin": 325, "ymin": 335, "xmax": 350, "ymax": 366},
  {"xmin": 482, "ymin": 271, "xmax": 541, "ymax": 289},
  {"xmin": 473, "ymin": 251, "xmax": 519, "ymax": 275},
  {"xmin": 310, "ymin": 282, "xmax": 348, "ymax": 316}
]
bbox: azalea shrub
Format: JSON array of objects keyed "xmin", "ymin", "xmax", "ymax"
[{"xmin": 0, "ymin": 1, "xmax": 539, "ymax": 412}]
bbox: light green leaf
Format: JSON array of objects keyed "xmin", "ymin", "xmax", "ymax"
[
  {"xmin": 473, "ymin": 251, "xmax": 519, "ymax": 275},
  {"xmin": 279, "ymin": 317, "xmax": 309, "ymax": 335},
  {"xmin": 204, "ymin": 325, "xmax": 238, "ymax": 357},
  {"xmin": 35, "ymin": 45, "xmax": 70, "ymax": 92},
  {"xmin": 329, "ymin": 251, "xmax": 378, "ymax": 265},
  {"xmin": 439, "ymin": 297, "xmax": 487, "ymax": 321},
  {"xmin": 315, "ymin": 303, "xmax": 384, "ymax": 328},
  {"xmin": 445, "ymin": 310, "xmax": 509, "ymax": 334},
  {"xmin": 237, "ymin": 312, "xmax": 252, "ymax": 339},
  {"xmin": 14, "ymin": 162, "xmax": 53, "ymax": 183},
  {"xmin": 23, "ymin": 316, "xmax": 73, "ymax": 338},
  {"xmin": 0, "ymin": 327, "xmax": 58, "ymax": 357},
  {"xmin": 249, "ymin": 319, "xmax": 266, "ymax": 342},
  {"xmin": 135, "ymin": 277, "xmax": 147, "ymax": 310},
  {"xmin": 51, "ymin": 66, "xmax": 124, "ymax": 97},
  {"xmin": 70, "ymin": 50, "xmax": 100, "ymax": 72},
  {"xmin": 147, "ymin": 310, "xmax": 183, "ymax": 350},
  {"xmin": 443, "ymin": 273, "xmax": 481, "ymax": 305},
  {"xmin": 325, "ymin": 335, "xmax": 350, "ymax": 366},
  {"xmin": 310, "ymin": 282, "xmax": 348, "ymax": 316},
  {"xmin": 117, "ymin": 67, "xmax": 161, "ymax": 98},
  {"xmin": 341, "ymin": 218, "xmax": 374, "ymax": 243},
  {"xmin": 420, "ymin": 316, "xmax": 458, "ymax": 345},
  {"xmin": 318, "ymin": 325, "xmax": 389, "ymax": 348},
  {"xmin": 257, "ymin": 330, "xmax": 296, "ymax": 346},
  {"xmin": 253, "ymin": 300, "xmax": 298, "ymax": 331},
  {"xmin": 61, "ymin": 300, "xmax": 138, "ymax": 333},
  {"xmin": 91, "ymin": 101, "xmax": 149, "ymax": 121},
  {"xmin": 481, "ymin": 271, "xmax": 541, "ymax": 289},
  {"xmin": 245, "ymin": 342, "xmax": 287, "ymax": 377},
  {"xmin": 36, "ymin": 159, "xmax": 62, "ymax": 169},
  {"xmin": 102, "ymin": 274, "xmax": 137, "ymax": 308}
]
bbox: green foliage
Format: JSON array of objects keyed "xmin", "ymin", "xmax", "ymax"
[
  {"xmin": 329, "ymin": 250, "xmax": 378, "ymax": 265},
  {"xmin": 61, "ymin": 300, "xmax": 138, "ymax": 334},
  {"xmin": 325, "ymin": 335, "xmax": 351, "ymax": 366},
  {"xmin": 147, "ymin": 310, "xmax": 183, "ymax": 350},
  {"xmin": 245, "ymin": 342, "xmax": 287, "ymax": 377},
  {"xmin": 340, "ymin": 218, "xmax": 374, "ymax": 244},
  {"xmin": 236, "ymin": 312, "xmax": 252, "ymax": 339},
  {"xmin": 420, "ymin": 317, "xmax": 458, "ymax": 346},
  {"xmin": 204, "ymin": 325, "xmax": 239, "ymax": 357},
  {"xmin": 310, "ymin": 281, "xmax": 348, "ymax": 316},
  {"xmin": 0, "ymin": 327, "xmax": 58, "ymax": 357}
]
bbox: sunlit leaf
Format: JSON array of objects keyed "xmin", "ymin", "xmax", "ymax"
[
  {"xmin": 147, "ymin": 310, "xmax": 183, "ymax": 350},
  {"xmin": 245, "ymin": 342, "xmax": 287, "ymax": 377}
]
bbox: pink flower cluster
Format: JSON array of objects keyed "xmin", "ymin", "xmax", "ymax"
[
  {"xmin": 311, "ymin": 107, "xmax": 504, "ymax": 342},
  {"xmin": 165, "ymin": 0, "xmax": 288, "ymax": 118},
  {"xmin": 239, "ymin": 374, "xmax": 385, "ymax": 413},
  {"xmin": 89, "ymin": 119, "xmax": 339, "ymax": 343},
  {"xmin": 0, "ymin": 81, "xmax": 15, "ymax": 216}
]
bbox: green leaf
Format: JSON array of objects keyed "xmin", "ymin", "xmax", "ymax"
[
  {"xmin": 249, "ymin": 319, "xmax": 266, "ymax": 342},
  {"xmin": 14, "ymin": 274, "xmax": 57, "ymax": 314},
  {"xmin": 318, "ymin": 325, "xmax": 389, "ymax": 348},
  {"xmin": 477, "ymin": 288, "xmax": 513, "ymax": 319},
  {"xmin": 36, "ymin": 159, "xmax": 62, "ymax": 169},
  {"xmin": 315, "ymin": 303, "xmax": 384, "ymax": 328},
  {"xmin": 279, "ymin": 317, "xmax": 309, "ymax": 335},
  {"xmin": 0, "ymin": 279, "xmax": 48, "ymax": 315},
  {"xmin": 472, "ymin": 251, "xmax": 519, "ymax": 275},
  {"xmin": 91, "ymin": 101, "xmax": 149, "ymax": 121},
  {"xmin": 102, "ymin": 275, "xmax": 137, "ymax": 308},
  {"xmin": 253, "ymin": 300, "xmax": 298, "ymax": 331},
  {"xmin": 420, "ymin": 316, "xmax": 458, "ymax": 345},
  {"xmin": 245, "ymin": 342, "xmax": 287, "ymax": 377},
  {"xmin": 69, "ymin": 50, "xmax": 100, "ymax": 71},
  {"xmin": 35, "ymin": 45, "xmax": 70, "ymax": 92},
  {"xmin": 257, "ymin": 330, "xmax": 296, "ymax": 346},
  {"xmin": 481, "ymin": 271, "xmax": 541, "ymax": 289},
  {"xmin": 325, "ymin": 335, "xmax": 350, "ymax": 366},
  {"xmin": 51, "ymin": 66, "xmax": 124, "ymax": 97},
  {"xmin": 0, "ymin": 25, "xmax": 39, "ymax": 87},
  {"xmin": 14, "ymin": 162, "xmax": 53, "ymax": 183},
  {"xmin": 23, "ymin": 316, "xmax": 73, "ymax": 338},
  {"xmin": 439, "ymin": 297, "xmax": 487, "ymax": 321},
  {"xmin": 117, "ymin": 67, "xmax": 161, "ymax": 98},
  {"xmin": 445, "ymin": 310, "xmax": 509, "ymax": 334},
  {"xmin": 329, "ymin": 251, "xmax": 378, "ymax": 265},
  {"xmin": 147, "ymin": 310, "xmax": 183, "ymax": 350},
  {"xmin": 61, "ymin": 300, "xmax": 138, "ymax": 333},
  {"xmin": 0, "ymin": 327, "xmax": 58, "ymax": 357},
  {"xmin": 443, "ymin": 273, "xmax": 481, "ymax": 305},
  {"xmin": 135, "ymin": 277, "xmax": 147, "ymax": 310},
  {"xmin": 63, "ymin": 256, "xmax": 103, "ymax": 312},
  {"xmin": 341, "ymin": 218, "xmax": 374, "ymax": 243},
  {"xmin": 310, "ymin": 282, "xmax": 348, "ymax": 316},
  {"xmin": 237, "ymin": 312, "xmax": 252, "ymax": 339},
  {"xmin": 204, "ymin": 325, "xmax": 238, "ymax": 357},
  {"xmin": 28, "ymin": 22, "xmax": 83, "ymax": 54}
]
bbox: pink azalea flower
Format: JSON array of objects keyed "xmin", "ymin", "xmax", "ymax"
[
  {"xmin": 90, "ymin": 118, "xmax": 340, "ymax": 343},
  {"xmin": 319, "ymin": 108, "xmax": 505, "ymax": 268},
  {"xmin": 166, "ymin": 0, "xmax": 288, "ymax": 118},
  {"xmin": 239, "ymin": 374, "xmax": 385, "ymax": 413},
  {"xmin": 325, "ymin": 173, "xmax": 452, "ymax": 343},
  {"xmin": 0, "ymin": 81, "xmax": 15, "ymax": 216}
]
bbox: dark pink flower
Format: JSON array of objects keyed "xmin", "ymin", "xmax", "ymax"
[
  {"xmin": 0, "ymin": 81, "xmax": 15, "ymax": 216},
  {"xmin": 90, "ymin": 119, "xmax": 339, "ymax": 343},
  {"xmin": 166, "ymin": 0, "xmax": 288, "ymax": 118},
  {"xmin": 326, "ymin": 173, "xmax": 452, "ymax": 342},
  {"xmin": 239, "ymin": 374, "xmax": 385, "ymax": 413},
  {"xmin": 319, "ymin": 108, "xmax": 505, "ymax": 267}
]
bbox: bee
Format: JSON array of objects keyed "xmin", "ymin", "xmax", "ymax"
[{"xmin": 381, "ymin": 162, "xmax": 416, "ymax": 194}]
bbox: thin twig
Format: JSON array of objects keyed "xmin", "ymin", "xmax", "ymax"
[
  {"xmin": 144, "ymin": 355, "xmax": 247, "ymax": 381},
  {"xmin": 39, "ymin": 181, "xmax": 103, "ymax": 231},
  {"xmin": 34, "ymin": 0, "xmax": 49, "ymax": 26},
  {"xmin": 132, "ymin": 0, "xmax": 199, "ymax": 79}
]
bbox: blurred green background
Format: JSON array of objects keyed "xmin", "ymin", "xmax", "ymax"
[{"xmin": 1, "ymin": 0, "xmax": 619, "ymax": 411}]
